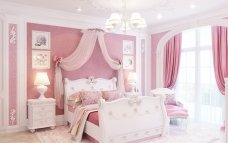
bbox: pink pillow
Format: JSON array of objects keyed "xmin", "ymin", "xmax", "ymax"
[
  {"xmin": 80, "ymin": 91, "xmax": 103, "ymax": 106},
  {"xmin": 102, "ymin": 90, "xmax": 122, "ymax": 101}
]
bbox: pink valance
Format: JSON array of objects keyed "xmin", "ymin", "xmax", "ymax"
[{"xmin": 54, "ymin": 29, "xmax": 125, "ymax": 109}]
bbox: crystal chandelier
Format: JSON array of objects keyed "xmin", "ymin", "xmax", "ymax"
[{"xmin": 105, "ymin": 0, "xmax": 147, "ymax": 32}]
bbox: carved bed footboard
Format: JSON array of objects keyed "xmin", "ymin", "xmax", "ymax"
[{"xmin": 98, "ymin": 96, "xmax": 168, "ymax": 143}]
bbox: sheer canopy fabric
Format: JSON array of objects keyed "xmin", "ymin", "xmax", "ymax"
[
  {"xmin": 163, "ymin": 33, "xmax": 182, "ymax": 88},
  {"xmin": 212, "ymin": 26, "xmax": 228, "ymax": 95},
  {"xmin": 54, "ymin": 29, "xmax": 125, "ymax": 109}
]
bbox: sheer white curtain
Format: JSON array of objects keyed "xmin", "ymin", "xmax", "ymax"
[{"xmin": 175, "ymin": 26, "xmax": 224, "ymax": 125}]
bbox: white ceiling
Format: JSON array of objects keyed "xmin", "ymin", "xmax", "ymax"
[{"xmin": 1, "ymin": 0, "xmax": 228, "ymax": 26}]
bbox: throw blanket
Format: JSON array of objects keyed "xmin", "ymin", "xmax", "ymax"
[{"xmin": 69, "ymin": 104, "xmax": 98, "ymax": 142}]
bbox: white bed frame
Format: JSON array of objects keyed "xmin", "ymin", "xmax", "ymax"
[
  {"xmin": 64, "ymin": 76, "xmax": 117, "ymax": 123},
  {"xmin": 64, "ymin": 77, "xmax": 168, "ymax": 143}
]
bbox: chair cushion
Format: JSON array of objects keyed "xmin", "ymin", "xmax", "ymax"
[
  {"xmin": 167, "ymin": 110, "xmax": 188, "ymax": 118},
  {"xmin": 165, "ymin": 105, "xmax": 188, "ymax": 112},
  {"xmin": 165, "ymin": 105, "xmax": 188, "ymax": 118}
]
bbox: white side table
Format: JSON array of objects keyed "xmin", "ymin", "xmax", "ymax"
[{"xmin": 28, "ymin": 98, "xmax": 56, "ymax": 133}]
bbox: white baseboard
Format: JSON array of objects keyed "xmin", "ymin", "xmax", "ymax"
[
  {"xmin": 56, "ymin": 115, "xmax": 66, "ymax": 126},
  {"xmin": 0, "ymin": 115, "xmax": 66, "ymax": 133},
  {"xmin": 0, "ymin": 126, "xmax": 28, "ymax": 133}
]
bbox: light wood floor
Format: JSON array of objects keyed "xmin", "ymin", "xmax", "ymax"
[{"xmin": 0, "ymin": 131, "xmax": 40, "ymax": 143}]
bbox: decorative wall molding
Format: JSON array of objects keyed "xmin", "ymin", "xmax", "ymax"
[
  {"xmin": 8, "ymin": 23, "xmax": 18, "ymax": 126},
  {"xmin": 2, "ymin": 15, "xmax": 9, "ymax": 131},
  {"xmin": 155, "ymin": 17, "xmax": 228, "ymax": 88},
  {"xmin": 136, "ymin": 33, "xmax": 151, "ymax": 95},
  {"xmin": 0, "ymin": 1, "xmax": 104, "ymax": 26},
  {"xmin": 145, "ymin": 34, "xmax": 152, "ymax": 95},
  {"xmin": 0, "ymin": 1, "xmax": 148, "ymax": 36},
  {"xmin": 2, "ymin": 14, "xmax": 28, "ymax": 130},
  {"xmin": 17, "ymin": 18, "xmax": 28, "ymax": 128},
  {"xmin": 136, "ymin": 35, "xmax": 142, "ymax": 92},
  {"xmin": 149, "ymin": 8, "xmax": 228, "ymax": 34},
  {"xmin": 9, "ymin": 109, "xmax": 16, "ymax": 126}
]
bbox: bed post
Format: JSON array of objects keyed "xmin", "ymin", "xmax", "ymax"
[
  {"xmin": 64, "ymin": 78, "xmax": 69, "ymax": 125},
  {"xmin": 98, "ymin": 98, "xmax": 106, "ymax": 143},
  {"xmin": 160, "ymin": 94, "xmax": 169, "ymax": 136}
]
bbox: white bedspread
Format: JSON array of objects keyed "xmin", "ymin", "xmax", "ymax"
[{"xmin": 68, "ymin": 104, "xmax": 98, "ymax": 142}]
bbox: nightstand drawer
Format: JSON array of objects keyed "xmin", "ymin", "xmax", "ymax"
[
  {"xmin": 32, "ymin": 112, "xmax": 54, "ymax": 120},
  {"xmin": 33, "ymin": 118, "xmax": 55, "ymax": 127},
  {"xmin": 32, "ymin": 106, "xmax": 54, "ymax": 113}
]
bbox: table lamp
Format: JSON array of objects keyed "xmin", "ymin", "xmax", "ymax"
[
  {"xmin": 128, "ymin": 72, "xmax": 137, "ymax": 92},
  {"xmin": 34, "ymin": 72, "xmax": 50, "ymax": 99}
]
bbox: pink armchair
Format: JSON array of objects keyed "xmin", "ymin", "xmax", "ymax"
[{"xmin": 151, "ymin": 88, "xmax": 188, "ymax": 126}]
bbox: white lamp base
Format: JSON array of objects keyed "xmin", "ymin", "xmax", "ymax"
[
  {"xmin": 37, "ymin": 85, "xmax": 47, "ymax": 99},
  {"xmin": 129, "ymin": 83, "xmax": 136, "ymax": 92}
]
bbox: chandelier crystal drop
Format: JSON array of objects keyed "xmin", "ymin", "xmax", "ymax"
[{"xmin": 105, "ymin": 0, "xmax": 147, "ymax": 32}]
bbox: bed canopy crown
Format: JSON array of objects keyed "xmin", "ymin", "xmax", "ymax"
[{"xmin": 54, "ymin": 29, "xmax": 125, "ymax": 108}]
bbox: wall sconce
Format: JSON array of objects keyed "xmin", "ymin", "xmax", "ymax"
[{"xmin": 34, "ymin": 72, "xmax": 50, "ymax": 99}]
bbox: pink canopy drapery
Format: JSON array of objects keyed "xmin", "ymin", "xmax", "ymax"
[
  {"xmin": 163, "ymin": 33, "xmax": 182, "ymax": 88},
  {"xmin": 54, "ymin": 29, "xmax": 125, "ymax": 109},
  {"xmin": 212, "ymin": 26, "xmax": 228, "ymax": 95}
]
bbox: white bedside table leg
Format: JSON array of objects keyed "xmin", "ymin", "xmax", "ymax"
[{"xmin": 30, "ymin": 129, "xmax": 35, "ymax": 133}]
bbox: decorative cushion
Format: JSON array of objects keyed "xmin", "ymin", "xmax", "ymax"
[
  {"xmin": 80, "ymin": 91, "xmax": 103, "ymax": 106},
  {"xmin": 67, "ymin": 92, "xmax": 81, "ymax": 102},
  {"xmin": 102, "ymin": 90, "xmax": 123, "ymax": 101}
]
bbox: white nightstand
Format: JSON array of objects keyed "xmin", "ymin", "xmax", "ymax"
[{"xmin": 28, "ymin": 98, "xmax": 56, "ymax": 133}]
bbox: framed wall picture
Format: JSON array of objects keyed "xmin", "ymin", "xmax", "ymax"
[
  {"xmin": 32, "ymin": 50, "xmax": 50, "ymax": 69},
  {"xmin": 123, "ymin": 55, "xmax": 134, "ymax": 70},
  {"xmin": 123, "ymin": 40, "xmax": 134, "ymax": 55},
  {"xmin": 32, "ymin": 30, "xmax": 50, "ymax": 50}
]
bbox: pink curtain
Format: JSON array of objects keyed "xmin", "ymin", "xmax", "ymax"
[
  {"xmin": 54, "ymin": 29, "xmax": 125, "ymax": 109},
  {"xmin": 212, "ymin": 26, "xmax": 228, "ymax": 95},
  {"xmin": 163, "ymin": 33, "xmax": 182, "ymax": 88}
]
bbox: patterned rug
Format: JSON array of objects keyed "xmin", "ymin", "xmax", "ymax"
[{"xmin": 35, "ymin": 124, "xmax": 224, "ymax": 143}]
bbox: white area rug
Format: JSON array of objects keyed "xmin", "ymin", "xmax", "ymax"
[{"xmin": 35, "ymin": 124, "xmax": 224, "ymax": 143}]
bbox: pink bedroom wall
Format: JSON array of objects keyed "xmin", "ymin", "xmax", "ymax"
[
  {"xmin": 27, "ymin": 23, "xmax": 136, "ymax": 115},
  {"xmin": 151, "ymin": 31, "xmax": 168, "ymax": 89}
]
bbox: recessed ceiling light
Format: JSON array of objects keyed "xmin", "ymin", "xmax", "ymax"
[
  {"xmin": 76, "ymin": 7, "xmax": 82, "ymax": 12},
  {"xmin": 190, "ymin": 4, "xmax": 196, "ymax": 9},
  {"xmin": 157, "ymin": 13, "xmax": 163, "ymax": 20}
]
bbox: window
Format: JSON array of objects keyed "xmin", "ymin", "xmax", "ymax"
[{"xmin": 175, "ymin": 26, "xmax": 224, "ymax": 125}]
